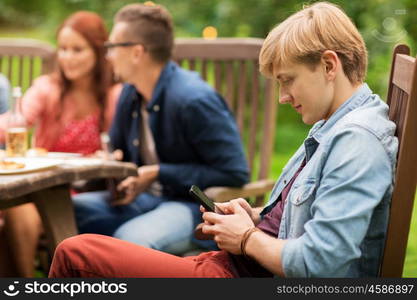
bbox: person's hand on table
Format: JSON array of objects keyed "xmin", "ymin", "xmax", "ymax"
[
  {"xmin": 112, "ymin": 164, "xmax": 159, "ymax": 206},
  {"xmin": 201, "ymin": 199, "xmax": 255, "ymax": 254}
]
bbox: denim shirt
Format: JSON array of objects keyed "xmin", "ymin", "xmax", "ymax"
[
  {"xmin": 261, "ymin": 84, "xmax": 398, "ymax": 277},
  {"xmin": 110, "ymin": 61, "xmax": 249, "ymax": 198}
]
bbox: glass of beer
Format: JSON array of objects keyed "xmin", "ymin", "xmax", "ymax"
[{"xmin": 6, "ymin": 127, "xmax": 28, "ymax": 157}]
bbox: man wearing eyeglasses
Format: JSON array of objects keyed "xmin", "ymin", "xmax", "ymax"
[{"xmin": 72, "ymin": 3, "xmax": 249, "ymax": 255}]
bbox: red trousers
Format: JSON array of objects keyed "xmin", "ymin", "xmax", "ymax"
[{"xmin": 49, "ymin": 234, "xmax": 236, "ymax": 278}]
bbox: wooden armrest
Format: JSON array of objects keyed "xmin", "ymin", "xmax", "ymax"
[{"xmin": 204, "ymin": 179, "xmax": 276, "ymax": 203}]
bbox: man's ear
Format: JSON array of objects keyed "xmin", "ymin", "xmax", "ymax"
[
  {"xmin": 321, "ymin": 50, "xmax": 338, "ymax": 81},
  {"xmin": 131, "ymin": 44, "xmax": 146, "ymax": 64}
]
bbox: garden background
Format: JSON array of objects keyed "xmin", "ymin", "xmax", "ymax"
[{"xmin": 0, "ymin": 0, "xmax": 415, "ymax": 276}]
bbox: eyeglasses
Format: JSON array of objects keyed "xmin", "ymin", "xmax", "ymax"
[{"xmin": 103, "ymin": 41, "xmax": 146, "ymax": 50}]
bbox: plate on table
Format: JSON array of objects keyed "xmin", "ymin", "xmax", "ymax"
[
  {"xmin": 46, "ymin": 152, "xmax": 82, "ymax": 159},
  {"xmin": 0, "ymin": 157, "xmax": 63, "ymax": 175},
  {"xmin": 26, "ymin": 149, "xmax": 83, "ymax": 159}
]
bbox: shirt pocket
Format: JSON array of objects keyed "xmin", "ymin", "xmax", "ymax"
[
  {"xmin": 287, "ymin": 180, "xmax": 317, "ymax": 238},
  {"xmin": 289, "ymin": 179, "xmax": 317, "ymax": 206}
]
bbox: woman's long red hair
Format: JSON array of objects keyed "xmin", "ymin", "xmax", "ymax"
[{"xmin": 55, "ymin": 11, "xmax": 114, "ymax": 130}]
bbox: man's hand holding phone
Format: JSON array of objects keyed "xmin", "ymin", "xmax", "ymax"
[
  {"xmin": 200, "ymin": 198, "xmax": 255, "ymax": 220},
  {"xmin": 201, "ymin": 199, "xmax": 256, "ymax": 254},
  {"xmin": 190, "ymin": 186, "xmax": 258, "ymax": 243},
  {"xmin": 112, "ymin": 165, "xmax": 159, "ymax": 206}
]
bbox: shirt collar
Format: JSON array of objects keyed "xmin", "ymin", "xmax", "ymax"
[
  {"xmin": 308, "ymin": 83, "xmax": 373, "ymax": 143},
  {"xmin": 146, "ymin": 61, "xmax": 177, "ymax": 111}
]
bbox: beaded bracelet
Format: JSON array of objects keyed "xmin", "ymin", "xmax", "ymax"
[{"xmin": 240, "ymin": 227, "xmax": 261, "ymax": 257}]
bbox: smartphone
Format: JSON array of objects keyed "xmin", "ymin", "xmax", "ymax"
[
  {"xmin": 189, "ymin": 185, "xmax": 224, "ymax": 214},
  {"xmin": 107, "ymin": 178, "xmax": 126, "ymax": 203}
]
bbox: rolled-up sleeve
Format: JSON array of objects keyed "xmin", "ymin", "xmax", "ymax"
[{"xmin": 281, "ymin": 126, "xmax": 393, "ymax": 277}]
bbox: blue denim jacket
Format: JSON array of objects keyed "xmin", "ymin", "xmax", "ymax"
[
  {"xmin": 261, "ymin": 84, "xmax": 398, "ymax": 277},
  {"xmin": 110, "ymin": 61, "xmax": 249, "ymax": 199}
]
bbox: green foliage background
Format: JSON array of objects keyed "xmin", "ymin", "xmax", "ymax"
[{"xmin": 1, "ymin": 0, "xmax": 417, "ymax": 96}]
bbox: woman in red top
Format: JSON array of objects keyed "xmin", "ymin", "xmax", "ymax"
[{"xmin": 0, "ymin": 11, "xmax": 121, "ymax": 277}]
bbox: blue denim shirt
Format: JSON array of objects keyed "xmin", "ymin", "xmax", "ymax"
[{"xmin": 261, "ymin": 84, "xmax": 398, "ymax": 277}]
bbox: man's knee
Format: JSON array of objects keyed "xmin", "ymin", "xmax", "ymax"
[
  {"xmin": 55, "ymin": 234, "xmax": 91, "ymax": 256},
  {"xmin": 50, "ymin": 234, "xmax": 103, "ymax": 277},
  {"xmin": 113, "ymin": 228, "xmax": 152, "ymax": 248},
  {"xmin": 72, "ymin": 192, "xmax": 109, "ymax": 211}
]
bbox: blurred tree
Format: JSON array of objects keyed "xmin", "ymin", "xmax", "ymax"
[{"xmin": 0, "ymin": 0, "xmax": 415, "ymax": 102}]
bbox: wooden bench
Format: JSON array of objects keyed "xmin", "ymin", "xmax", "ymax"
[
  {"xmin": 173, "ymin": 38, "xmax": 277, "ymax": 206},
  {"xmin": 1, "ymin": 38, "xmax": 277, "ymax": 207},
  {"xmin": 0, "ymin": 38, "xmax": 55, "ymax": 91},
  {"xmin": 379, "ymin": 44, "xmax": 417, "ymax": 277}
]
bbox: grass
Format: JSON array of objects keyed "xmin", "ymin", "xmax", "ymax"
[{"xmin": 403, "ymin": 196, "xmax": 417, "ymax": 277}]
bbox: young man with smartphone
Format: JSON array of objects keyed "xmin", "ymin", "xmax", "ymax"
[
  {"xmin": 51, "ymin": 2, "xmax": 397, "ymax": 277},
  {"xmin": 71, "ymin": 3, "xmax": 249, "ymax": 255}
]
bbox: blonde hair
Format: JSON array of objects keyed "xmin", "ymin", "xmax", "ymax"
[{"xmin": 259, "ymin": 2, "xmax": 367, "ymax": 84}]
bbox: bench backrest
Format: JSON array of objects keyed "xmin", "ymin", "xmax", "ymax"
[
  {"xmin": 0, "ymin": 38, "xmax": 55, "ymax": 91},
  {"xmin": 380, "ymin": 44, "xmax": 417, "ymax": 277},
  {"xmin": 173, "ymin": 38, "xmax": 277, "ymax": 205}
]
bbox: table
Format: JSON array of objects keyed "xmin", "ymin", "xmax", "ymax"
[{"xmin": 0, "ymin": 157, "xmax": 137, "ymax": 254}]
